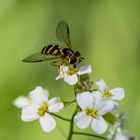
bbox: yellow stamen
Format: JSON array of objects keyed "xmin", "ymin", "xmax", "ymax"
[
  {"xmin": 86, "ymin": 108, "xmax": 98, "ymax": 118},
  {"xmin": 38, "ymin": 103, "xmax": 48, "ymax": 116},
  {"xmin": 67, "ymin": 68, "xmax": 78, "ymax": 75},
  {"xmin": 103, "ymin": 90, "xmax": 112, "ymax": 98}
]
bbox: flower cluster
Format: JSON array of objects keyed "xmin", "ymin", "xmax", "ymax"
[{"xmin": 14, "ymin": 63, "xmax": 137, "ymax": 139}]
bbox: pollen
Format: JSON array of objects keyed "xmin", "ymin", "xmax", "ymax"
[
  {"xmin": 86, "ymin": 108, "xmax": 98, "ymax": 118},
  {"xmin": 67, "ymin": 68, "xmax": 78, "ymax": 75},
  {"xmin": 38, "ymin": 102, "xmax": 48, "ymax": 116},
  {"xmin": 103, "ymin": 90, "xmax": 112, "ymax": 98}
]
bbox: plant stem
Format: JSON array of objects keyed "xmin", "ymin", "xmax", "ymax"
[
  {"xmin": 64, "ymin": 100, "xmax": 76, "ymax": 107},
  {"xmin": 67, "ymin": 116, "xmax": 74, "ymax": 140},
  {"xmin": 67, "ymin": 105, "xmax": 78, "ymax": 140},
  {"xmin": 73, "ymin": 132, "xmax": 106, "ymax": 140},
  {"xmin": 51, "ymin": 113, "xmax": 71, "ymax": 122}
]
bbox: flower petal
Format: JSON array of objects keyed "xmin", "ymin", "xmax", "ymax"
[
  {"xmin": 29, "ymin": 86, "xmax": 49, "ymax": 105},
  {"xmin": 55, "ymin": 75, "xmax": 62, "ymax": 80},
  {"xmin": 110, "ymin": 88, "xmax": 125, "ymax": 100},
  {"xmin": 74, "ymin": 112, "xmax": 92, "ymax": 129},
  {"xmin": 55, "ymin": 65, "xmax": 67, "ymax": 80},
  {"xmin": 64, "ymin": 73, "xmax": 78, "ymax": 85},
  {"xmin": 55, "ymin": 65, "xmax": 64, "ymax": 80},
  {"xmin": 13, "ymin": 96, "xmax": 30, "ymax": 108},
  {"xmin": 21, "ymin": 103, "xmax": 39, "ymax": 122},
  {"xmin": 76, "ymin": 92, "xmax": 94, "ymax": 110},
  {"xmin": 110, "ymin": 101, "xmax": 119, "ymax": 111},
  {"xmin": 48, "ymin": 97, "xmax": 60, "ymax": 105},
  {"xmin": 91, "ymin": 116, "xmax": 108, "ymax": 134},
  {"xmin": 39, "ymin": 113, "xmax": 56, "ymax": 132},
  {"xmin": 48, "ymin": 98, "xmax": 64, "ymax": 112},
  {"xmin": 96, "ymin": 79, "xmax": 109, "ymax": 92},
  {"xmin": 92, "ymin": 91, "xmax": 103, "ymax": 102},
  {"xmin": 77, "ymin": 65, "xmax": 92, "ymax": 75},
  {"xmin": 114, "ymin": 132, "xmax": 129, "ymax": 140},
  {"xmin": 96, "ymin": 100, "xmax": 114, "ymax": 115},
  {"xmin": 61, "ymin": 65, "xmax": 69, "ymax": 72},
  {"xmin": 48, "ymin": 103, "xmax": 64, "ymax": 112}
]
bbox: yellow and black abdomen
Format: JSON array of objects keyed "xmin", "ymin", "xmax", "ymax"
[{"xmin": 41, "ymin": 45, "xmax": 62, "ymax": 56}]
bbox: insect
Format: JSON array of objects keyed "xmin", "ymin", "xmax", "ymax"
[{"xmin": 23, "ymin": 20, "xmax": 84, "ymax": 67}]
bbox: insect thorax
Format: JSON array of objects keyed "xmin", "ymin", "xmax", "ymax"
[{"xmin": 61, "ymin": 48, "xmax": 81, "ymax": 64}]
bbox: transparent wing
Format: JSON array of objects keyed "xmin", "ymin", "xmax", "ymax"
[
  {"xmin": 56, "ymin": 20, "xmax": 71, "ymax": 48},
  {"xmin": 22, "ymin": 52, "xmax": 57, "ymax": 63}
]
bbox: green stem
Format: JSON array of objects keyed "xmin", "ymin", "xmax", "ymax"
[
  {"xmin": 51, "ymin": 113, "xmax": 71, "ymax": 122},
  {"xmin": 64, "ymin": 100, "xmax": 76, "ymax": 107},
  {"xmin": 67, "ymin": 105, "xmax": 78, "ymax": 140},
  {"xmin": 73, "ymin": 132, "xmax": 106, "ymax": 140},
  {"xmin": 67, "ymin": 116, "xmax": 74, "ymax": 140}
]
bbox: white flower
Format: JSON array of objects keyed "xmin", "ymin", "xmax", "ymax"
[
  {"xmin": 114, "ymin": 131, "xmax": 129, "ymax": 140},
  {"xmin": 21, "ymin": 86, "xmax": 64, "ymax": 132},
  {"xmin": 114, "ymin": 128, "xmax": 137, "ymax": 140},
  {"xmin": 56, "ymin": 65, "xmax": 92, "ymax": 85},
  {"xmin": 94, "ymin": 79, "xmax": 125, "ymax": 109},
  {"xmin": 13, "ymin": 95, "xmax": 30, "ymax": 108},
  {"xmin": 74, "ymin": 92, "xmax": 113, "ymax": 134}
]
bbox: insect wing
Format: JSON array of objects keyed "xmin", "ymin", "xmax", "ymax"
[
  {"xmin": 56, "ymin": 20, "xmax": 71, "ymax": 48},
  {"xmin": 23, "ymin": 52, "xmax": 56, "ymax": 63}
]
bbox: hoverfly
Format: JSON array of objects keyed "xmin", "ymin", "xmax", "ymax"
[{"xmin": 23, "ymin": 21, "xmax": 84, "ymax": 67}]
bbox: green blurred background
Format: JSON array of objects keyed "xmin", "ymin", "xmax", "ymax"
[{"xmin": 0, "ymin": 0, "xmax": 139, "ymax": 139}]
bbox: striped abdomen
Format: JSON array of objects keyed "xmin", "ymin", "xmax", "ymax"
[{"xmin": 41, "ymin": 45, "xmax": 62, "ymax": 55}]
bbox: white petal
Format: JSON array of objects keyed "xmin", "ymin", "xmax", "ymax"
[
  {"xmin": 55, "ymin": 68, "xmax": 64, "ymax": 80},
  {"xmin": 92, "ymin": 91, "xmax": 103, "ymax": 102},
  {"xmin": 55, "ymin": 75, "xmax": 62, "ymax": 80},
  {"xmin": 61, "ymin": 65, "xmax": 69, "ymax": 72},
  {"xmin": 110, "ymin": 101, "xmax": 119, "ymax": 111},
  {"xmin": 76, "ymin": 92, "xmax": 94, "ymax": 110},
  {"xmin": 48, "ymin": 97, "xmax": 60, "ymax": 105},
  {"xmin": 64, "ymin": 73, "xmax": 78, "ymax": 85},
  {"xmin": 74, "ymin": 112, "xmax": 92, "ymax": 129},
  {"xmin": 29, "ymin": 86, "xmax": 49, "ymax": 105},
  {"xmin": 13, "ymin": 96, "xmax": 30, "ymax": 108},
  {"xmin": 56, "ymin": 65, "xmax": 69, "ymax": 80},
  {"xmin": 96, "ymin": 79, "xmax": 109, "ymax": 92},
  {"xmin": 91, "ymin": 116, "xmax": 108, "ymax": 134},
  {"xmin": 48, "ymin": 102, "xmax": 64, "ymax": 112},
  {"xmin": 110, "ymin": 88, "xmax": 125, "ymax": 100},
  {"xmin": 39, "ymin": 113, "xmax": 56, "ymax": 132},
  {"xmin": 77, "ymin": 65, "xmax": 92, "ymax": 75},
  {"xmin": 21, "ymin": 103, "xmax": 39, "ymax": 122},
  {"xmin": 48, "ymin": 97, "xmax": 64, "ymax": 112},
  {"xmin": 114, "ymin": 132, "xmax": 129, "ymax": 140},
  {"xmin": 96, "ymin": 100, "xmax": 114, "ymax": 115}
]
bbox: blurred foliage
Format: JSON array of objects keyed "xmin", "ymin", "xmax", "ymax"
[{"xmin": 0, "ymin": 0, "xmax": 140, "ymax": 139}]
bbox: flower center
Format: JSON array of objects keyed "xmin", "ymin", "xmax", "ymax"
[
  {"xmin": 38, "ymin": 102, "xmax": 48, "ymax": 116},
  {"xmin": 103, "ymin": 90, "xmax": 112, "ymax": 98},
  {"xmin": 86, "ymin": 108, "xmax": 98, "ymax": 118},
  {"xmin": 67, "ymin": 68, "xmax": 78, "ymax": 75}
]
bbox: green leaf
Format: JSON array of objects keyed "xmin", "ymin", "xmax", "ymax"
[
  {"xmin": 103, "ymin": 112, "xmax": 117, "ymax": 125},
  {"xmin": 79, "ymin": 74, "xmax": 89, "ymax": 82}
]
